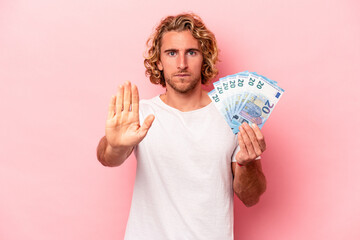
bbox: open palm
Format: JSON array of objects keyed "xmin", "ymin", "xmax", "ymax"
[{"xmin": 105, "ymin": 81, "xmax": 154, "ymax": 149}]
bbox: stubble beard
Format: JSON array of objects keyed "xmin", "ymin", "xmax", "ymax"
[{"xmin": 165, "ymin": 75, "xmax": 201, "ymax": 94}]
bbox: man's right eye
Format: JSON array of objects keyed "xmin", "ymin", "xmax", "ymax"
[{"xmin": 168, "ymin": 51, "xmax": 176, "ymax": 56}]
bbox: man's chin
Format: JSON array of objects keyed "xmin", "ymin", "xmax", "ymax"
[
  {"xmin": 165, "ymin": 77, "xmax": 201, "ymax": 94},
  {"xmin": 171, "ymin": 83, "xmax": 197, "ymax": 94}
]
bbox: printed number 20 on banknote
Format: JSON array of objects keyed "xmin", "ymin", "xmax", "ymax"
[{"xmin": 209, "ymin": 71, "xmax": 284, "ymax": 134}]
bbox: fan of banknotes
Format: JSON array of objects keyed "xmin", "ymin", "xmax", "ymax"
[{"xmin": 208, "ymin": 71, "xmax": 285, "ymax": 134}]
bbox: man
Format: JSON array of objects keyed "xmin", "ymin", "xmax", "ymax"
[{"xmin": 97, "ymin": 13, "xmax": 266, "ymax": 240}]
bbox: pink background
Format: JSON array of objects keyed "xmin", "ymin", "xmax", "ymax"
[{"xmin": 1, "ymin": 0, "xmax": 359, "ymax": 239}]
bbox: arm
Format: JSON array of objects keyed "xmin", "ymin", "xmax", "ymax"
[
  {"xmin": 96, "ymin": 136, "xmax": 134, "ymax": 167},
  {"xmin": 232, "ymin": 160, "xmax": 266, "ymax": 207},
  {"xmin": 96, "ymin": 81, "xmax": 154, "ymax": 167},
  {"xmin": 232, "ymin": 122, "xmax": 267, "ymax": 207}
]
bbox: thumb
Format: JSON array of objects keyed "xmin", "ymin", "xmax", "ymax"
[{"xmin": 138, "ymin": 114, "xmax": 155, "ymax": 137}]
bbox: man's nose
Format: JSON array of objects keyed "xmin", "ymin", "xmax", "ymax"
[{"xmin": 177, "ymin": 53, "xmax": 188, "ymax": 70}]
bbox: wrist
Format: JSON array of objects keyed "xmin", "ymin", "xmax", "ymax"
[
  {"xmin": 107, "ymin": 144, "xmax": 123, "ymax": 153},
  {"xmin": 107, "ymin": 144, "xmax": 133, "ymax": 155},
  {"xmin": 103, "ymin": 144, "xmax": 134, "ymax": 167}
]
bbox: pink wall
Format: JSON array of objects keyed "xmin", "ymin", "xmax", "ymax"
[{"xmin": 1, "ymin": 0, "xmax": 359, "ymax": 239}]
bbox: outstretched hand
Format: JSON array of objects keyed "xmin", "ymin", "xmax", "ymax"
[
  {"xmin": 105, "ymin": 81, "xmax": 155, "ymax": 149},
  {"xmin": 236, "ymin": 122, "xmax": 266, "ymax": 166}
]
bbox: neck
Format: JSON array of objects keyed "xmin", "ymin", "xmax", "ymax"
[{"xmin": 160, "ymin": 83, "xmax": 211, "ymax": 112}]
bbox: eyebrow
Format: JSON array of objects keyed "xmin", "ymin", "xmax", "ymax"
[{"xmin": 163, "ymin": 48, "xmax": 201, "ymax": 53}]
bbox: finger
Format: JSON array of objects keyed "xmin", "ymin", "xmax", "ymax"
[
  {"xmin": 251, "ymin": 123, "xmax": 266, "ymax": 151},
  {"xmin": 123, "ymin": 81, "xmax": 131, "ymax": 112},
  {"xmin": 116, "ymin": 85, "xmax": 124, "ymax": 114},
  {"xmin": 243, "ymin": 122, "xmax": 262, "ymax": 156},
  {"xmin": 240, "ymin": 124, "xmax": 257, "ymax": 160},
  {"xmin": 236, "ymin": 129, "xmax": 249, "ymax": 165},
  {"xmin": 107, "ymin": 95, "xmax": 116, "ymax": 119},
  {"xmin": 139, "ymin": 114, "xmax": 155, "ymax": 137},
  {"xmin": 131, "ymin": 84, "xmax": 139, "ymax": 114},
  {"xmin": 237, "ymin": 128, "xmax": 247, "ymax": 153}
]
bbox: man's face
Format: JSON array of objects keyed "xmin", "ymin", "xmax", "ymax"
[{"xmin": 157, "ymin": 30, "xmax": 203, "ymax": 94}]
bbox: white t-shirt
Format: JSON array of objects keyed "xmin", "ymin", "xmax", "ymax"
[{"xmin": 124, "ymin": 96, "xmax": 240, "ymax": 240}]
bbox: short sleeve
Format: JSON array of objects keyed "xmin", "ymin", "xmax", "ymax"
[{"xmin": 231, "ymin": 145, "xmax": 240, "ymax": 162}]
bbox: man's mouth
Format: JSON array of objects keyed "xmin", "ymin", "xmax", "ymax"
[{"xmin": 175, "ymin": 73, "xmax": 190, "ymax": 77}]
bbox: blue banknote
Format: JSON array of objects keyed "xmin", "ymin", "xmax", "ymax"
[{"xmin": 208, "ymin": 71, "xmax": 284, "ymax": 134}]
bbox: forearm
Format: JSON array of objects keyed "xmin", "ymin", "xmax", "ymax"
[
  {"xmin": 233, "ymin": 160, "xmax": 266, "ymax": 207},
  {"xmin": 96, "ymin": 136, "xmax": 134, "ymax": 167}
]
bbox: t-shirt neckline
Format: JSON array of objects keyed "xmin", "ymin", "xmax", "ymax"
[{"xmin": 155, "ymin": 95, "xmax": 214, "ymax": 114}]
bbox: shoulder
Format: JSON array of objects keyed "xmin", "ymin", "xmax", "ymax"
[
  {"xmin": 139, "ymin": 95, "xmax": 159, "ymax": 108},
  {"xmin": 138, "ymin": 95, "xmax": 161, "ymax": 119}
]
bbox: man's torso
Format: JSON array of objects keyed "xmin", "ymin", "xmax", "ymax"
[{"xmin": 124, "ymin": 96, "xmax": 239, "ymax": 240}]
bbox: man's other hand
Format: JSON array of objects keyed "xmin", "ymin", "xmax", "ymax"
[{"xmin": 105, "ymin": 81, "xmax": 155, "ymax": 150}]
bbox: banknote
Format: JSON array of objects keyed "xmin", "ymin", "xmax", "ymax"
[
  {"xmin": 209, "ymin": 71, "xmax": 284, "ymax": 134},
  {"xmin": 208, "ymin": 89, "xmax": 239, "ymax": 130}
]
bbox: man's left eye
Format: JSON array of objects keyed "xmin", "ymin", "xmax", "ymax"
[{"xmin": 188, "ymin": 51, "xmax": 196, "ymax": 56}]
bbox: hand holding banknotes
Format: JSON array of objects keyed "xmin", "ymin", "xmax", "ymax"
[
  {"xmin": 236, "ymin": 122, "xmax": 266, "ymax": 166},
  {"xmin": 105, "ymin": 81, "xmax": 155, "ymax": 150},
  {"xmin": 207, "ymin": 71, "xmax": 280, "ymax": 165}
]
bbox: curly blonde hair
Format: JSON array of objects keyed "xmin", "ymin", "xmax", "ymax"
[{"xmin": 144, "ymin": 13, "xmax": 219, "ymax": 87}]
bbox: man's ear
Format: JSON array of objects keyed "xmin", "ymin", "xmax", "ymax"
[{"xmin": 157, "ymin": 60, "xmax": 163, "ymax": 71}]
